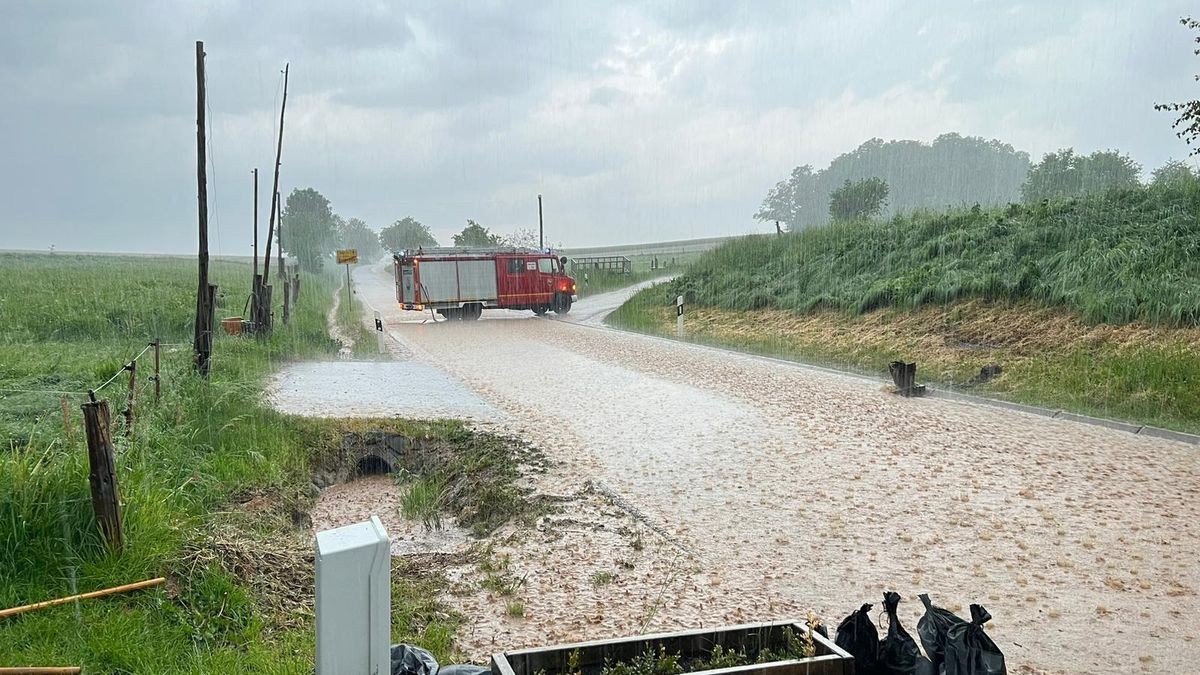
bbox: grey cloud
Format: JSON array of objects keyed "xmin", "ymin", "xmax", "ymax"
[{"xmin": 0, "ymin": 0, "xmax": 1196, "ymax": 253}]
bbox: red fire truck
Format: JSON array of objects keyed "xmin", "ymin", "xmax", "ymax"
[{"xmin": 393, "ymin": 248, "xmax": 578, "ymax": 319}]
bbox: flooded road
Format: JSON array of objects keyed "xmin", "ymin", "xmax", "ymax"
[{"xmin": 315, "ymin": 263, "xmax": 1200, "ymax": 674}]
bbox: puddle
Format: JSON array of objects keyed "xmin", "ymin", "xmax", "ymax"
[{"xmin": 268, "ymin": 360, "xmax": 498, "ymax": 420}]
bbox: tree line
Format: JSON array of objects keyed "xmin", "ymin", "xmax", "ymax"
[
  {"xmin": 758, "ymin": 138, "xmax": 1198, "ymax": 226},
  {"xmin": 278, "ymin": 187, "xmax": 542, "ymax": 272},
  {"xmin": 759, "ymin": 16, "xmax": 1200, "ymax": 227}
]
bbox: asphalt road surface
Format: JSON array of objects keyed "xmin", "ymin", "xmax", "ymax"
[{"xmin": 347, "ymin": 262, "xmax": 1198, "ymax": 674}]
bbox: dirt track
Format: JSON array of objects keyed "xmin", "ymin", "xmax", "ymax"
[{"xmin": 307, "ymin": 263, "xmax": 1200, "ymax": 674}]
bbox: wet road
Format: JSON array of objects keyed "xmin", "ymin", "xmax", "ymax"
[{"xmin": 349, "ymin": 262, "xmax": 1200, "ymax": 674}]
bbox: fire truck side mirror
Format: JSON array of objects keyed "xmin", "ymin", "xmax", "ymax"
[{"xmin": 559, "ymin": 256, "xmax": 567, "ymax": 270}]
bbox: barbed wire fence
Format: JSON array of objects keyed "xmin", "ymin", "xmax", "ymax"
[{"xmin": 2, "ymin": 339, "xmax": 189, "ymax": 551}]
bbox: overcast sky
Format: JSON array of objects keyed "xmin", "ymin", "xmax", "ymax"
[{"xmin": 0, "ymin": 0, "xmax": 1195, "ymax": 254}]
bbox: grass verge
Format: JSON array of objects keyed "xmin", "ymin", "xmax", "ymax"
[
  {"xmin": 0, "ymin": 253, "xmax": 456, "ymax": 671},
  {"xmin": 609, "ymin": 288, "xmax": 1200, "ymax": 434}
]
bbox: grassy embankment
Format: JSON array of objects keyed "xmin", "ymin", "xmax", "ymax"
[
  {"xmin": 609, "ymin": 179, "xmax": 1200, "ymax": 433},
  {"xmin": 0, "ymin": 253, "xmax": 518, "ymax": 672}
]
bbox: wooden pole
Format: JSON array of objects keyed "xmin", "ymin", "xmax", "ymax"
[
  {"xmin": 122, "ymin": 360, "xmax": 137, "ymax": 436},
  {"xmin": 0, "ymin": 577, "xmax": 165, "ymax": 620},
  {"xmin": 538, "ymin": 194, "xmax": 544, "ymax": 250},
  {"xmin": 193, "ymin": 40, "xmax": 213, "ymax": 377},
  {"xmin": 0, "ymin": 668, "xmax": 82, "ymax": 674},
  {"xmin": 261, "ymin": 64, "xmax": 288, "ymax": 284},
  {"xmin": 152, "ymin": 340, "xmax": 161, "ymax": 403},
  {"xmin": 276, "ymin": 191, "xmax": 285, "ymax": 280},
  {"xmin": 292, "ymin": 271, "xmax": 300, "ymax": 302},
  {"xmin": 281, "ymin": 263, "xmax": 291, "ymax": 325},
  {"xmin": 80, "ymin": 400, "xmax": 123, "ymax": 552},
  {"xmin": 252, "ymin": 168, "xmax": 259, "ymax": 277}
]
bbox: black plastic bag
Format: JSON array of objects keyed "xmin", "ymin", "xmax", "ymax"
[
  {"xmin": 945, "ymin": 604, "xmax": 1006, "ymax": 675},
  {"xmin": 835, "ymin": 602, "xmax": 879, "ymax": 673},
  {"xmin": 879, "ymin": 592, "xmax": 925, "ymax": 675},
  {"xmin": 391, "ymin": 644, "xmax": 439, "ymax": 675},
  {"xmin": 917, "ymin": 593, "xmax": 965, "ymax": 671}
]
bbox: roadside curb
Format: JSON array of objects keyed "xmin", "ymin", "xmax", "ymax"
[{"xmin": 584, "ymin": 320, "xmax": 1200, "ymax": 446}]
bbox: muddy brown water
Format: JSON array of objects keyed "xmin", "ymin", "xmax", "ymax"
[{"xmin": 274, "ymin": 263, "xmax": 1200, "ymax": 674}]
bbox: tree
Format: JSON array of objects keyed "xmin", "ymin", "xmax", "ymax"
[
  {"xmin": 1154, "ymin": 17, "xmax": 1200, "ymax": 156},
  {"xmin": 1021, "ymin": 149, "xmax": 1140, "ymax": 202},
  {"xmin": 753, "ymin": 134, "xmax": 1030, "ymax": 229},
  {"xmin": 452, "ymin": 220, "xmax": 501, "ymax": 247},
  {"xmin": 281, "ymin": 187, "xmax": 336, "ymax": 272},
  {"xmin": 829, "ymin": 177, "xmax": 888, "ymax": 222},
  {"xmin": 754, "ymin": 165, "xmax": 816, "ymax": 230},
  {"xmin": 500, "ymin": 227, "xmax": 540, "ymax": 248},
  {"xmin": 379, "ymin": 217, "xmax": 437, "ymax": 252},
  {"xmin": 337, "ymin": 217, "xmax": 382, "ymax": 260},
  {"xmin": 1152, "ymin": 159, "xmax": 1198, "ymax": 185}
]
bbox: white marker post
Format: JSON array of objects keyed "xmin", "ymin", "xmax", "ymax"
[
  {"xmin": 374, "ymin": 310, "xmax": 385, "ymax": 354},
  {"xmin": 676, "ymin": 295, "xmax": 684, "ymax": 337}
]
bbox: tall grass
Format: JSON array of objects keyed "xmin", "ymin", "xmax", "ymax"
[
  {"xmin": 0, "ymin": 254, "xmax": 342, "ymax": 671},
  {"xmin": 669, "ymin": 178, "xmax": 1200, "ymax": 326}
]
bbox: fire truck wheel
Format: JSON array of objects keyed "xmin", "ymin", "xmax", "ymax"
[
  {"xmin": 553, "ymin": 293, "xmax": 572, "ymax": 314},
  {"xmin": 465, "ymin": 303, "xmax": 483, "ymax": 320},
  {"xmin": 533, "ymin": 306, "xmax": 549, "ymax": 316}
]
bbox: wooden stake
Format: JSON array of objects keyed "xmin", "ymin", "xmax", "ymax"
[
  {"xmin": 152, "ymin": 340, "xmax": 161, "ymax": 403},
  {"xmin": 0, "ymin": 577, "xmax": 165, "ymax": 620},
  {"xmin": 193, "ymin": 40, "xmax": 214, "ymax": 377},
  {"xmin": 0, "ymin": 668, "xmax": 82, "ymax": 674},
  {"xmin": 122, "ymin": 359, "xmax": 137, "ymax": 436},
  {"xmin": 281, "ymin": 263, "xmax": 291, "ymax": 325},
  {"xmin": 80, "ymin": 400, "xmax": 123, "ymax": 552}
]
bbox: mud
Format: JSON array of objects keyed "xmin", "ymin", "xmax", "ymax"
[{"xmin": 285, "ymin": 263, "xmax": 1200, "ymax": 674}]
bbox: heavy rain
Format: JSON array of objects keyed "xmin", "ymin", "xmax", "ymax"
[{"xmin": 1, "ymin": 3, "xmax": 1198, "ymax": 674}]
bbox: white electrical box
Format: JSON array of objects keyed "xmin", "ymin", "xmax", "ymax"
[{"xmin": 316, "ymin": 515, "xmax": 391, "ymax": 675}]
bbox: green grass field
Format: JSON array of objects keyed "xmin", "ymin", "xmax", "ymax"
[
  {"xmin": 609, "ymin": 179, "xmax": 1200, "ymax": 432},
  {"xmin": 0, "ymin": 253, "xmax": 460, "ymax": 672}
]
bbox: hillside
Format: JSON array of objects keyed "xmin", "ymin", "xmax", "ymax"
[
  {"xmin": 691, "ymin": 178, "xmax": 1200, "ymax": 326},
  {"xmin": 611, "ymin": 179, "xmax": 1200, "ymax": 432}
]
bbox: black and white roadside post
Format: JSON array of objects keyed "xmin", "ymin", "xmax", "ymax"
[
  {"xmin": 676, "ymin": 295, "xmax": 684, "ymax": 337},
  {"xmin": 374, "ymin": 310, "xmax": 385, "ymax": 354}
]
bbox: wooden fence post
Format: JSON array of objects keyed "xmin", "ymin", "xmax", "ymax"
[
  {"xmin": 281, "ymin": 264, "xmax": 291, "ymax": 325},
  {"xmin": 152, "ymin": 340, "xmax": 161, "ymax": 403},
  {"xmin": 81, "ymin": 399, "xmax": 123, "ymax": 552},
  {"xmin": 122, "ymin": 360, "xmax": 137, "ymax": 436},
  {"xmin": 292, "ymin": 271, "xmax": 300, "ymax": 302}
]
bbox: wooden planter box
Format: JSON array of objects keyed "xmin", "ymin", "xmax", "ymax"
[{"xmin": 491, "ymin": 621, "xmax": 854, "ymax": 675}]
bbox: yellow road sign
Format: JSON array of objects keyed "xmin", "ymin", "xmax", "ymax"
[{"xmin": 336, "ymin": 249, "xmax": 359, "ymax": 264}]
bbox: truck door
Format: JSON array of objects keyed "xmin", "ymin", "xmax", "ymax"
[
  {"xmin": 499, "ymin": 256, "xmax": 534, "ymax": 305},
  {"xmin": 400, "ymin": 263, "xmax": 415, "ymax": 304},
  {"xmin": 535, "ymin": 257, "xmax": 558, "ymax": 301}
]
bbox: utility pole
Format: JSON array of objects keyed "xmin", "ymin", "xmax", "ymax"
[
  {"xmin": 193, "ymin": 40, "xmax": 215, "ymax": 376},
  {"xmin": 538, "ymin": 194, "xmax": 544, "ymax": 250},
  {"xmin": 259, "ymin": 62, "xmax": 288, "ymax": 332},
  {"xmin": 252, "ymin": 168, "xmax": 259, "ymax": 276},
  {"xmin": 276, "ymin": 190, "xmax": 285, "ymax": 280}
]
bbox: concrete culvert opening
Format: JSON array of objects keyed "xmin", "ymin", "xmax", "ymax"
[{"xmin": 354, "ymin": 455, "xmax": 393, "ymax": 477}]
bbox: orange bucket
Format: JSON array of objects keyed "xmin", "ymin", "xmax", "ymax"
[{"xmin": 221, "ymin": 316, "xmax": 244, "ymax": 336}]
